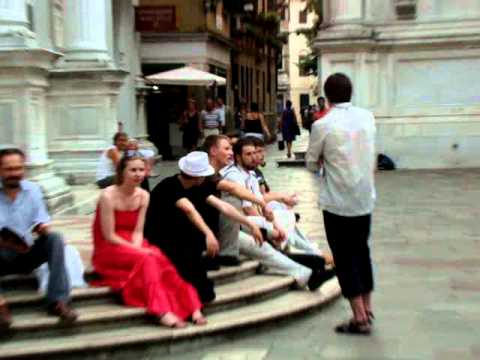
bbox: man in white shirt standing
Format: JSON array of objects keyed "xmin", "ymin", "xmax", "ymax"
[{"xmin": 307, "ymin": 73, "xmax": 377, "ymax": 335}]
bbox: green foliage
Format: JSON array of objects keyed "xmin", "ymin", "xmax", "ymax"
[
  {"xmin": 296, "ymin": 0, "xmax": 324, "ymax": 75},
  {"xmin": 298, "ymin": 53, "xmax": 317, "ymax": 76}
]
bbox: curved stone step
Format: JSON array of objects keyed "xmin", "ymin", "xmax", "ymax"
[
  {"xmin": 3, "ymin": 260, "xmax": 261, "ymax": 309},
  {"xmin": 3, "ymin": 275, "xmax": 295, "ymax": 341},
  {"xmin": 276, "ymin": 158, "xmax": 306, "ymax": 167},
  {"xmin": 0, "ymin": 279, "xmax": 340, "ymax": 360}
]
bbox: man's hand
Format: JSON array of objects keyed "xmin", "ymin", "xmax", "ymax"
[
  {"xmin": 205, "ymin": 232, "xmax": 219, "ymax": 257},
  {"xmin": 33, "ymin": 223, "xmax": 50, "ymax": 236},
  {"xmin": 262, "ymin": 206, "xmax": 274, "ymax": 222},
  {"xmin": 272, "ymin": 222, "xmax": 287, "ymax": 243},
  {"xmin": 249, "ymin": 224, "xmax": 264, "ymax": 246},
  {"xmin": 281, "ymin": 194, "xmax": 298, "ymax": 208}
]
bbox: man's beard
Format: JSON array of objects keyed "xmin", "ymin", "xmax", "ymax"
[
  {"xmin": 2, "ymin": 178, "xmax": 21, "ymax": 189},
  {"xmin": 242, "ymin": 162, "xmax": 256, "ymax": 171}
]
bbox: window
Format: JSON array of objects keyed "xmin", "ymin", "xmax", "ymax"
[
  {"xmin": 299, "ymin": 7, "xmax": 308, "ymax": 23},
  {"xmin": 300, "ymin": 94, "xmax": 310, "ymax": 110},
  {"xmin": 298, "ymin": 55, "xmax": 308, "ymax": 77}
]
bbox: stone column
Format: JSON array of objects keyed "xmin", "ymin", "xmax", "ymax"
[
  {"xmin": 48, "ymin": 0, "xmax": 128, "ymax": 184},
  {"xmin": 61, "ymin": 0, "xmax": 113, "ymax": 67},
  {"xmin": 0, "ymin": 0, "xmax": 36, "ymax": 47},
  {"xmin": 0, "ymin": 0, "xmax": 73, "ymax": 212}
]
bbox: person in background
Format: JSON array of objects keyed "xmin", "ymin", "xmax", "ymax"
[
  {"xmin": 126, "ymin": 138, "xmax": 154, "ymax": 192},
  {"xmin": 0, "ymin": 148, "xmax": 78, "ymax": 328},
  {"xmin": 243, "ymin": 103, "xmax": 271, "ymax": 141},
  {"xmin": 200, "ymin": 98, "xmax": 222, "ymax": 139},
  {"xmin": 235, "ymin": 101, "xmax": 247, "ymax": 131},
  {"xmin": 96, "ymin": 132, "xmax": 128, "ymax": 188},
  {"xmin": 91, "ymin": 153, "xmax": 205, "ymax": 328},
  {"xmin": 179, "ymin": 99, "xmax": 201, "ymax": 152},
  {"xmin": 307, "ymin": 73, "xmax": 376, "ymax": 335},
  {"xmin": 216, "ymin": 97, "xmax": 226, "ymax": 134},
  {"xmin": 279, "ymin": 100, "xmax": 300, "ymax": 158},
  {"xmin": 314, "ymin": 96, "xmax": 329, "ymax": 121}
]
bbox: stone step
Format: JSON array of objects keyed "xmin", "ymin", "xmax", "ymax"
[
  {"xmin": 294, "ymin": 151, "xmax": 306, "ymax": 160},
  {"xmin": 276, "ymin": 158, "xmax": 306, "ymax": 167},
  {"xmin": 0, "ymin": 278, "xmax": 340, "ymax": 360},
  {"xmin": 3, "ymin": 274, "xmax": 295, "ymax": 341},
  {"xmin": 2, "ymin": 260, "xmax": 261, "ymax": 309}
]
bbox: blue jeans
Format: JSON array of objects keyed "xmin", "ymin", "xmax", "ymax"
[{"xmin": 0, "ymin": 232, "xmax": 70, "ymax": 304}]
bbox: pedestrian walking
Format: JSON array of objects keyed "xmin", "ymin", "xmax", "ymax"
[
  {"xmin": 279, "ymin": 100, "xmax": 300, "ymax": 158},
  {"xmin": 306, "ymin": 73, "xmax": 377, "ymax": 335}
]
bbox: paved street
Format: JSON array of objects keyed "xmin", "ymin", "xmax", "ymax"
[{"xmin": 151, "ymin": 137, "xmax": 480, "ymax": 360}]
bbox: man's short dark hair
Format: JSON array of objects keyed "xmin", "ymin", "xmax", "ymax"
[
  {"xmin": 247, "ymin": 136, "xmax": 265, "ymax": 148},
  {"xmin": 0, "ymin": 148, "xmax": 25, "ymax": 166},
  {"xmin": 233, "ymin": 137, "xmax": 256, "ymax": 158},
  {"xmin": 317, "ymin": 96, "xmax": 325, "ymax": 103},
  {"xmin": 203, "ymin": 134, "xmax": 229, "ymax": 154},
  {"xmin": 324, "ymin": 73, "xmax": 352, "ymax": 104},
  {"xmin": 113, "ymin": 132, "xmax": 128, "ymax": 144}
]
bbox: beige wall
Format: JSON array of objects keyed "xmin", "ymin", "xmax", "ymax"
[{"xmin": 287, "ymin": 0, "xmax": 317, "ymax": 114}]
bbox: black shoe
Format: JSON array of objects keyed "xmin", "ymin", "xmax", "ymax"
[
  {"xmin": 47, "ymin": 301, "xmax": 78, "ymax": 324},
  {"xmin": 203, "ymin": 257, "xmax": 220, "ymax": 271},
  {"xmin": 217, "ymin": 255, "xmax": 241, "ymax": 267},
  {"xmin": 0, "ymin": 303, "xmax": 12, "ymax": 332},
  {"xmin": 294, "ymin": 212, "xmax": 301, "ymax": 223},
  {"xmin": 335, "ymin": 319, "xmax": 371, "ymax": 335},
  {"xmin": 308, "ymin": 268, "xmax": 336, "ymax": 291}
]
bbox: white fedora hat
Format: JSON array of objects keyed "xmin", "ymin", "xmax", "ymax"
[{"xmin": 178, "ymin": 151, "xmax": 215, "ymax": 177}]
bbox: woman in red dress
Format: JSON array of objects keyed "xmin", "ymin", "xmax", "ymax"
[{"xmin": 91, "ymin": 153, "xmax": 206, "ymax": 328}]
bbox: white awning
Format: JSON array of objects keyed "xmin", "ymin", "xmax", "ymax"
[{"xmin": 145, "ymin": 66, "xmax": 226, "ymax": 86}]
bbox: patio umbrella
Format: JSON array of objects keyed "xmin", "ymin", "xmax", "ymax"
[{"xmin": 145, "ymin": 66, "xmax": 226, "ymax": 86}]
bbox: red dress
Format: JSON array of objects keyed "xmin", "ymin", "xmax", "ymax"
[{"xmin": 91, "ymin": 207, "xmax": 202, "ymax": 319}]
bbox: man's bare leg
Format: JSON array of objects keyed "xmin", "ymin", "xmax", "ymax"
[{"xmin": 349, "ymin": 295, "xmax": 369, "ymax": 324}]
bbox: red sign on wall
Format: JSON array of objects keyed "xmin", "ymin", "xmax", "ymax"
[{"xmin": 135, "ymin": 6, "xmax": 176, "ymax": 32}]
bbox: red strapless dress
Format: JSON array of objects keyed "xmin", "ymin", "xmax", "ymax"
[{"xmin": 91, "ymin": 207, "xmax": 201, "ymax": 319}]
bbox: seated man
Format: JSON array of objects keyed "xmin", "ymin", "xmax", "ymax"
[
  {"xmin": 0, "ymin": 148, "xmax": 77, "ymax": 329},
  {"xmin": 204, "ymin": 135, "xmax": 333, "ymax": 291},
  {"xmin": 95, "ymin": 132, "xmax": 128, "ymax": 188},
  {"xmin": 250, "ymin": 136, "xmax": 334, "ymax": 263},
  {"xmin": 144, "ymin": 151, "xmax": 263, "ymax": 304}
]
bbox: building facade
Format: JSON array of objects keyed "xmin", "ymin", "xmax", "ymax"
[
  {"xmin": 314, "ymin": 0, "xmax": 480, "ymax": 169},
  {"xmin": 229, "ymin": 0, "xmax": 280, "ymax": 121},
  {"xmin": 278, "ymin": 0, "xmax": 317, "ymax": 115},
  {"xmin": 0, "ymin": 0, "xmax": 147, "ymax": 211}
]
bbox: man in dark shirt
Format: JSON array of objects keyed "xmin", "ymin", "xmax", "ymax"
[{"xmin": 145, "ymin": 151, "xmax": 262, "ymax": 303}]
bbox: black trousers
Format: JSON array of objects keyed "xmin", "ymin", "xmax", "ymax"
[
  {"xmin": 323, "ymin": 210, "xmax": 373, "ymax": 298},
  {"xmin": 153, "ymin": 231, "xmax": 215, "ymax": 304}
]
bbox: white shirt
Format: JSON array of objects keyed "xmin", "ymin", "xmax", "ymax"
[
  {"xmin": 96, "ymin": 146, "xmax": 117, "ymax": 181},
  {"xmin": 220, "ymin": 164, "xmax": 263, "ymax": 208},
  {"xmin": 217, "ymin": 105, "xmax": 226, "ymax": 127},
  {"xmin": 306, "ymin": 102, "xmax": 376, "ymax": 216}
]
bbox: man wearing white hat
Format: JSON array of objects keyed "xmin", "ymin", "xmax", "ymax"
[{"xmin": 145, "ymin": 151, "xmax": 263, "ymax": 303}]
